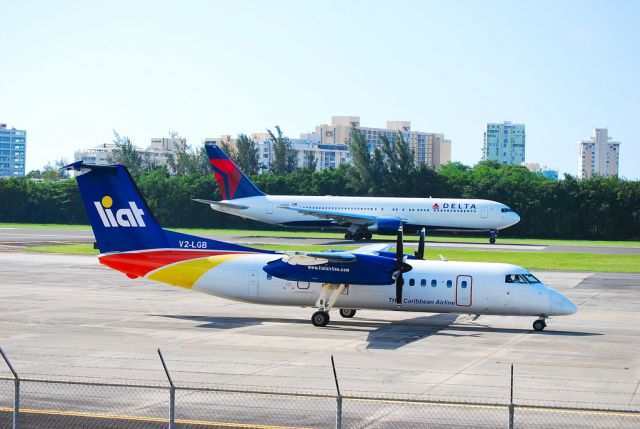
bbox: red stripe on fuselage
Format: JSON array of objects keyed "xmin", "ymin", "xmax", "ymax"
[{"xmin": 99, "ymin": 250, "xmax": 248, "ymax": 278}]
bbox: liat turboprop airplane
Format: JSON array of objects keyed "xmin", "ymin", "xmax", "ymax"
[
  {"xmin": 65, "ymin": 161, "xmax": 576, "ymax": 331},
  {"xmin": 195, "ymin": 144, "xmax": 521, "ymax": 243}
]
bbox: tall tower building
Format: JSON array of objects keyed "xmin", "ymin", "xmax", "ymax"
[
  {"xmin": 0, "ymin": 123, "xmax": 27, "ymax": 178},
  {"xmin": 482, "ymin": 121, "xmax": 526, "ymax": 165},
  {"xmin": 578, "ymin": 128, "xmax": 620, "ymax": 179}
]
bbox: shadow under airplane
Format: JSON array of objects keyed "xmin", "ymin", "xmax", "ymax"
[{"xmin": 154, "ymin": 313, "xmax": 601, "ymax": 350}]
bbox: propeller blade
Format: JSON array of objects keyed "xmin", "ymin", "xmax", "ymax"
[
  {"xmin": 395, "ymin": 226, "xmax": 404, "ymax": 307},
  {"xmin": 396, "ymin": 226, "xmax": 403, "ymax": 266},
  {"xmin": 396, "ymin": 273, "xmax": 403, "ymax": 307},
  {"xmin": 414, "ymin": 228, "xmax": 425, "ymax": 260}
]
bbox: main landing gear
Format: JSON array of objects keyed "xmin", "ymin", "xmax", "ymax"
[
  {"xmin": 533, "ymin": 316, "xmax": 548, "ymax": 331},
  {"xmin": 312, "ymin": 310, "xmax": 330, "ymax": 327},
  {"xmin": 311, "ymin": 283, "xmax": 351, "ymax": 327},
  {"xmin": 344, "ymin": 230, "xmax": 372, "ymax": 241},
  {"xmin": 339, "ymin": 308, "xmax": 357, "ymax": 318}
]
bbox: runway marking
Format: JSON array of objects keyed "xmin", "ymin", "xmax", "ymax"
[{"xmin": 0, "ymin": 406, "xmax": 311, "ymax": 428}]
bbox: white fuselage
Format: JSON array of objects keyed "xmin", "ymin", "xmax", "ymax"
[
  {"xmin": 211, "ymin": 195, "xmax": 520, "ymax": 232},
  {"xmin": 189, "ymin": 254, "xmax": 576, "ymax": 317}
]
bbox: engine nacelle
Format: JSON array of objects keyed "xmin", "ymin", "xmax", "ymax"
[
  {"xmin": 263, "ymin": 253, "xmax": 398, "ymax": 285},
  {"xmin": 367, "ymin": 218, "xmax": 403, "ymax": 235}
]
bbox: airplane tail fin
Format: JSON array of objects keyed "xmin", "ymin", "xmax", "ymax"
[
  {"xmin": 204, "ymin": 143, "xmax": 265, "ymax": 200},
  {"xmin": 65, "ymin": 161, "xmax": 267, "ymax": 256}
]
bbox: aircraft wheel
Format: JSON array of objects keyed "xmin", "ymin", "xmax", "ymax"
[
  {"xmin": 339, "ymin": 309, "xmax": 357, "ymax": 318},
  {"xmin": 344, "ymin": 232, "xmax": 353, "ymax": 240},
  {"xmin": 533, "ymin": 319, "xmax": 546, "ymax": 331},
  {"xmin": 311, "ymin": 311, "xmax": 330, "ymax": 327},
  {"xmin": 353, "ymin": 231, "xmax": 364, "ymax": 241},
  {"xmin": 364, "ymin": 231, "xmax": 373, "ymax": 241},
  {"xmin": 489, "ymin": 236, "xmax": 496, "ymax": 244}
]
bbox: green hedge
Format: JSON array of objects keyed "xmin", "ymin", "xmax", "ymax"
[{"xmin": 1, "ymin": 163, "xmax": 638, "ymax": 240}]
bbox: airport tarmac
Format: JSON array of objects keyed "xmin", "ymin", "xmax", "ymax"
[
  {"xmin": 1, "ymin": 227, "xmax": 639, "ymax": 254},
  {"xmin": 1, "ymin": 251, "xmax": 639, "ymax": 411}
]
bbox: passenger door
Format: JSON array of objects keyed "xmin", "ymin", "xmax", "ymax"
[
  {"xmin": 266, "ymin": 202, "xmax": 273, "ymax": 214},
  {"xmin": 456, "ymin": 275, "xmax": 472, "ymax": 306},
  {"xmin": 481, "ymin": 206, "xmax": 488, "ymax": 218}
]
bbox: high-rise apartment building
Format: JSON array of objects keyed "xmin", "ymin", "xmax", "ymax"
[
  {"xmin": 0, "ymin": 123, "xmax": 27, "ymax": 178},
  {"xmin": 577, "ymin": 128, "xmax": 620, "ymax": 179},
  {"xmin": 482, "ymin": 121, "xmax": 526, "ymax": 165},
  {"xmin": 207, "ymin": 116, "xmax": 452, "ymax": 173}
]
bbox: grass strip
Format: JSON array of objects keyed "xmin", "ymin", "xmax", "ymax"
[
  {"xmin": 3, "ymin": 223, "xmax": 639, "ymax": 247},
  {"xmin": 24, "ymin": 243, "xmax": 640, "ymax": 273}
]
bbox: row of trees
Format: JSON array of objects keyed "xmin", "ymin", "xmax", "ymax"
[{"xmin": 2, "ymin": 127, "xmax": 638, "ymax": 239}]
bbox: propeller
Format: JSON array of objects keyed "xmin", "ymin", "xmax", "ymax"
[
  {"xmin": 414, "ymin": 228, "xmax": 425, "ymax": 260},
  {"xmin": 395, "ymin": 226, "xmax": 405, "ymax": 307}
]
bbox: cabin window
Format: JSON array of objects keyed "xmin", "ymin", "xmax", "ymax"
[
  {"xmin": 420, "ymin": 279, "xmax": 427, "ymax": 287},
  {"xmin": 431, "ymin": 279, "xmax": 437, "ymax": 287},
  {"xmin": 461, "ymin": 280, "xmax": 468, "ymax": 289},
  {"xmin": 446, "ymin": 280, "xmax": 452, "ymax": 288},
  {"xmin": 409, "ymin": 278, "xmax": 415, "ymax": 286}
]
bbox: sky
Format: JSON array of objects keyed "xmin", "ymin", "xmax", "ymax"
[{"xmin": 1, "ymin": 0, "xmax": 638, "ymax": 178}]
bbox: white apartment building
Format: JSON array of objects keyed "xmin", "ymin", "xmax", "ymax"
[
  {"xmin": 521, "ymin": 162, "xmax": 559, "ymax": 180},
  {"xmin": 207, "ymin": 116, "xmax": 452, "ymax": 173},
  {"xmin": 578, "ymin": 128, "xmax": 620, "ymax": 179},
  {"xmin": 482, "ymin": 121, "xmax": 526, "ymax": 165},
  {"xmin": 74, "ymin": 134, "xmax": 186, "ymax": 170}
]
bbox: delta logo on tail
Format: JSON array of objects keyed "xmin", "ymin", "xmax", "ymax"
[
  {"xmin": 94, "ymin": 196, "xmax": 146, "ymax": 228},
  {"xmin": 209, "ymin": 159, "xmax": 244, "ymax": 200}
]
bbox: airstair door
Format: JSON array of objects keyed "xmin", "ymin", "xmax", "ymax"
[{"xmin": 456, "ymin": 275, "xmax": 472, "ymax": 306}]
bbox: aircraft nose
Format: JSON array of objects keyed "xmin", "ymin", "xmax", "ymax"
[
  {"xmin": 550, "ymin": 290, "xmax": 577, "ymax": 315},
  {"xmin": 512, "ymin": 212, "xmax": 521, "ymax": 225}
]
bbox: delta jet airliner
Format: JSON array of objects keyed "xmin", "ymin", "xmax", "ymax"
[
  {"xmin": 196, "ymin": 144, "xmax": 520, "ymax": 243},
  {"xmin": 64, "ymin": 161, "xmax": 575, "ymax": 331}
]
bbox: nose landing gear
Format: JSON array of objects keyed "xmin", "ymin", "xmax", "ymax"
[
  {"xmin": 533, "ymin": 316, "xmax": 548, "ymax": 331},
  {"xmin": 489, "ymin": 229, "xmax": 497, "ymax": 244}
]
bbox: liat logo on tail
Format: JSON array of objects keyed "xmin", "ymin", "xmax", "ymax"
[{"xmin": 94, "ymin": 196, "xmax": 146, "ymax": 228}]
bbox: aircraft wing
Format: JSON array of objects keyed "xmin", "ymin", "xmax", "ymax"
[
  {"xmin": 280, "ymin": 251, "xmax": 357, "ymax": 266},
  {"xmin": 351, "ymin": 243, "xmax": 394, "ymax": 254},
  {"xmin": 281, "ymin": 206, "xmax": 377, "ymax": 225},
  {"xmin": 192, "ymin": 199, "xmax": 249, "ymax": 210}
]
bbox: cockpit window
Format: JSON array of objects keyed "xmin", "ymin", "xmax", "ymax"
[
  {"xmin": 523, "ymin": 274, "xmax": 541, "ymax": 284},
  {"xmin": 505, "ymin": 274, "xmax": 527, "ymax": 284},
  {"xmin": 501, "ymin": 207, "xmax": 513, "ymax": 213}
]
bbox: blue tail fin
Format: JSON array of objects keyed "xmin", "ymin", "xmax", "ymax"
[
  {"xmin": 65, "ymin": 161, "xmax": 270, "ymax": 255},
  {"xmin": 204, "ymin": 143, "xmax": 265, "ymax": 200}
]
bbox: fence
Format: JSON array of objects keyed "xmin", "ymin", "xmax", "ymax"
[{"xmin": 1, "ymin": 347, "xmax": 639, "ymax": 429}]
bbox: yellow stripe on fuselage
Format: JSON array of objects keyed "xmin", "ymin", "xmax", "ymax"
[{"xmin": 148, "ymin": 253, "xmax": 246, "ymax": 289}]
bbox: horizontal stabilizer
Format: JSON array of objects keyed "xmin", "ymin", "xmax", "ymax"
[{"xmin": 192, "ymin": 199, "xmax": 249, "ymax": 210}]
